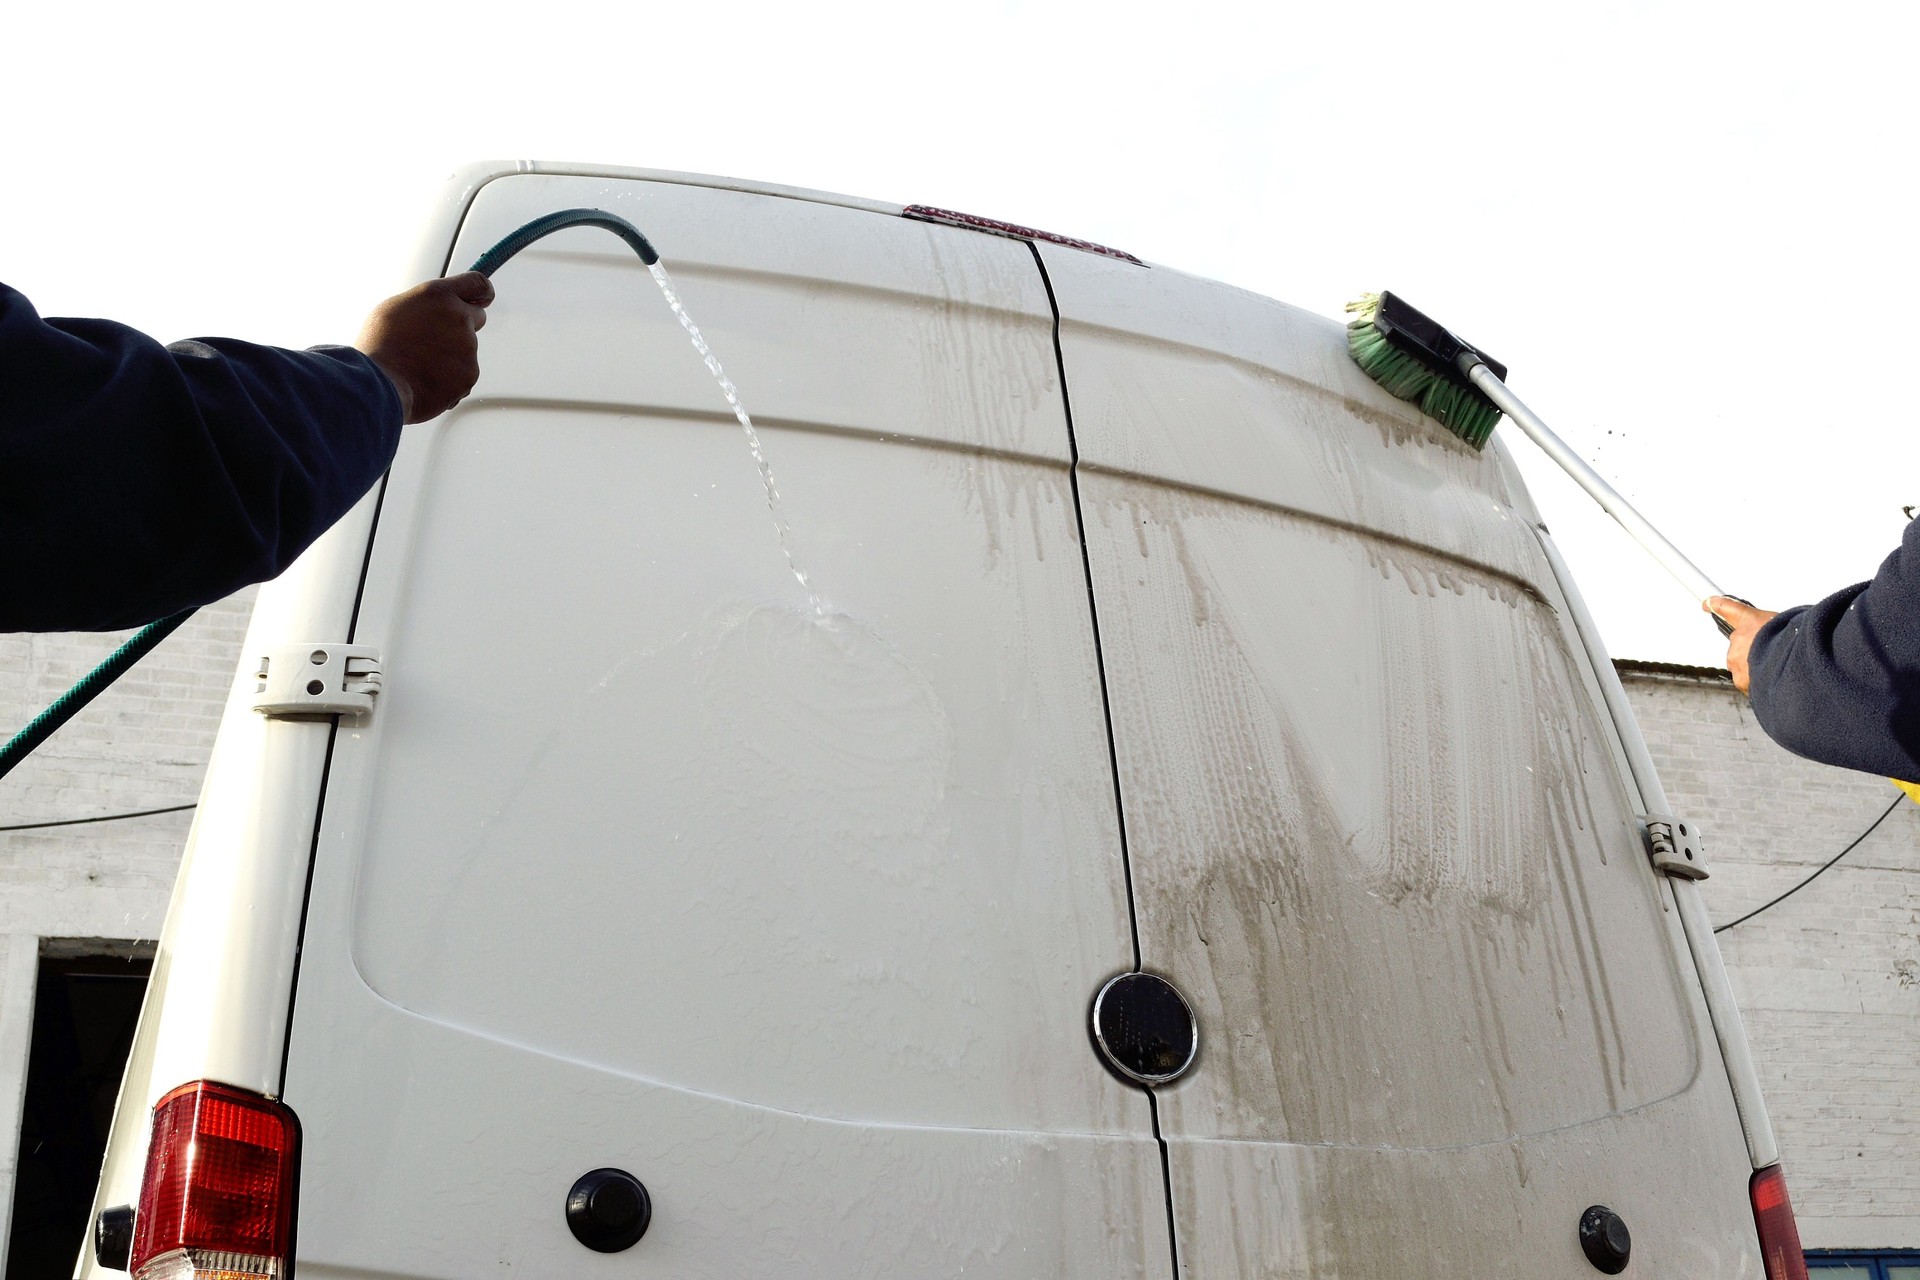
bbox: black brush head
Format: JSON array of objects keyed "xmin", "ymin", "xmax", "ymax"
[{"xmin": 1373, "ymin": 291, "xmax": 1507, "ymax": 387}]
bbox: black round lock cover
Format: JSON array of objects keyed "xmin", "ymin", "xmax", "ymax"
[
  {"xmin": 95, "ymin": 1204, "xmax": 136, "ymax": 1271},
  {"xmin": 567, "ymin": 1168, "xmax": 652, "ymax": 1252},
  {"xmin": 1579, "ymin": 1204, "xmax": 1631, "ymax": 1274},
  {"xmin": 1091, "ymin": 971, "xmax": 1198, "ymax": 1085}
]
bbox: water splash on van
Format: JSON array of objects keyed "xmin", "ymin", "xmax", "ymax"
[
  {"xmin": 696, "ymin": 604, "xmax": 951, "ymax": 844},
  {"xmin": 648, "ymin": 261, "xmax": 825, "ymax": 617}
]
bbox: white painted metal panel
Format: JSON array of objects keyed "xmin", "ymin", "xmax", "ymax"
[
  {"xmin": 1164, "ymin": 1093, "xmax": 1758, "ymax": 1276},
  {"xmin": 1041, "ymin": 242, "xmax": 1763, "ymax": 1274},
  {"xmin": 282, "ymin": 176, "xmax": 1165, "ymax": 1277},
  {"xmin": 446, "ymin": 173, "xmax": 1068, "ymax": 462},
  {"xmin": 1036, "ymin": 245, "xmax": 1548, "ymax": 590},
  {"xmin": 348, "ymin": 414, "xmax": 1133, "ymax": 1130},
  {"xmin": 1078, "ymin": 475, "xmax": 1699, "ymax": 1144}
]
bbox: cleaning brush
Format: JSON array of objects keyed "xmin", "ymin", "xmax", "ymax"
[
  {"xmin": 1346, "ymin": 293, "xmax": 1505, "ymax": 448},
  {"xmin": 1346, "ymin": 290, "xmax": 1737, "ymax": 634}
]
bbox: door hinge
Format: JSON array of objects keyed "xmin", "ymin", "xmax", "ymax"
[
  {"xmin": 253, "ymin": 644, "xmax": 382, "ymax": 720},
  {"xmin": 1640, "ymin": 814, "xmax": 1709, "ymax": 880}
]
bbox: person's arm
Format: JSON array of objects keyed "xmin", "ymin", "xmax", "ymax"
[
  {"xmin": 1708, "ymin": 517, "xmax": 1920, "ymax": 779},
  {"xmin": 0, "ymin": 275, "xmax": 490, "ymax": 632}
]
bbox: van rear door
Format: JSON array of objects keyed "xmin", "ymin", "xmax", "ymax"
[
  {"xmin": 279, "ymin": 173, "xmax": 1168, "ymax": 1277},
  {"xmin": 1037, "ymin": 242, "xmax": 1765, "ymax": 1276}
]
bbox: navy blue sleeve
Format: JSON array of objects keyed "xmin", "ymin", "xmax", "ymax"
[
  {"xmin": 1, "ymin": 282, "xmax": 403, "ymax": 632},
  {"xmin": 1747, "ymin": 516, "xmax": 1920, "ymax": 780}
]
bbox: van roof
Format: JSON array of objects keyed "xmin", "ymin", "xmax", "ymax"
[{"xmin": 447, "ymin": 159, "xmax": 909, "ymax": 219}]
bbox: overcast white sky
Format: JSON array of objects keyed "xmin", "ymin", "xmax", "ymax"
[{"xmin": 7, "ymin": 0, "xmax": 1917, "ymax": 666}]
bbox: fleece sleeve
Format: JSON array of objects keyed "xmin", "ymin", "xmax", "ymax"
[
  {"xmin": 1, "ymin": 282, "xmax": 403, "ymax": 632},
  {"xmin": 1746, "ymin": 515, "xmax": 1920, "ymax": 781}
]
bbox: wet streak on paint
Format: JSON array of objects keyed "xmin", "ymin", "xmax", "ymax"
[{"xmin": 1081, "ymin": 475, "xmax": 1695, "ymax": 1155}]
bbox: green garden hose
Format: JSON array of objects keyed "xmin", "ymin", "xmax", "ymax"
[{"xmin": 0, "ymin": 610, "xmax": 195, "ymax": 779}]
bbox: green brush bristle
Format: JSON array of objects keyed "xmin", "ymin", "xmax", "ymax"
[{"xmin": 1344, "ymin": 294, "xmax": 1501, "ymax": 450}]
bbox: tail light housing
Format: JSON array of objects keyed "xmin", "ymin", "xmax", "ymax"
[
  {"xmin": 131, "ymin": 1081, "xmax": 301, "ymax": 1280},
  {"xmin": 1751, "ymin": 1164, "xmax": 1810, "ymax": 1280}
]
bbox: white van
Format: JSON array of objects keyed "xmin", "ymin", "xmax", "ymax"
[{"xmin": 81, "ymin": 162, "xmax": 1806, "ymax": 1279}]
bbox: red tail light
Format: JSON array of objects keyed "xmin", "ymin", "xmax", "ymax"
[
  {"xmin": 131, "ymin": 1081, "xmax": 301, "ymax": 1280},
  {"xmin": 1751, "ymin": 1164, "xmax": 1810, "ymax": 1280}
]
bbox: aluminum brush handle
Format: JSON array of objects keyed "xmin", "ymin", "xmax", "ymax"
[{"xmin": 1460, "ymin": 358, "xmax": 1735, "ymax": 634}]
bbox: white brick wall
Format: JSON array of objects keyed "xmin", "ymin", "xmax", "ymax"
[
  {"xmin": 1619, "ymin": 664, "xmax": 1920, "ymax": 1249},
  {"xmin": 0, "ymin": 593, "xmax": 251, "ymax": 936}
]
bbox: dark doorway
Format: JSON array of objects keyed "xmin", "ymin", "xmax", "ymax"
[{"xmin": 6, "ymin": 949, "xmax": 151, "ymax": 1280}]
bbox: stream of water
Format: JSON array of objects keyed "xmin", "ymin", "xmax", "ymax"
[{"xmin": 647, "ymin": 261, "xmax": 825, "ymax": 618}]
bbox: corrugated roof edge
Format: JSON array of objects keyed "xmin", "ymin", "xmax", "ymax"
[{"xmin": 1613, "ymin": 659, "xmax": 1734, "ymax": 684}]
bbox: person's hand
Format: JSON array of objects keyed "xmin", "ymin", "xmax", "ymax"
[
  {"xmin": 1706, "ymin": 596, "xmax": 1779, "ymax": 693},
  {"xmin": 355, "ymin": 272, "xmax": 495, "ymax": 424}
]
